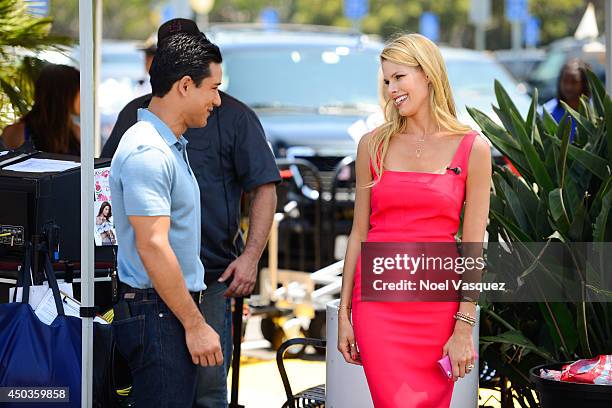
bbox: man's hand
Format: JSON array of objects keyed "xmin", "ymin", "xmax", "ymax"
[
  {"xmin": 217, "ymin": 183, "xmax": 276, "ymax": 297},
  {"xmin": 218, "ymin": 253, "xmax": 258, "ymax": 297},
  {"xmin": 184, "ymin": 319, "xmax": 223, "ymax": 367},
  {"xmin": 130, "ymin": 215, "xmax": 221, "ymax": 365}
]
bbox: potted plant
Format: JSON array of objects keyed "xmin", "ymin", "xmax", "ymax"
[{"xmin": 468, "ymin": 73, "xmax": 612, "ymax": 407}]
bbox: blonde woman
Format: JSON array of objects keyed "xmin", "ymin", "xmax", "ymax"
[{"xmin": 337, "ymin": 34, "xmax": 491, "ymax": 407}]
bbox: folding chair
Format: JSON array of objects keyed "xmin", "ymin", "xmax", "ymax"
[{"xmin": 277, "ymin": 338, "xmax": 326, "ymax": 408}]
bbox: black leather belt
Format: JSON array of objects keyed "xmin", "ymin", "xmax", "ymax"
[{"xmin": 119, "ymin": 283, "xmax": 202, "ymax": 305}]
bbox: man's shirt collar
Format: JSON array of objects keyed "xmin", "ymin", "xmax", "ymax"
[{"xmin": 137, "ymin": 108, "xmax": 188, "ymax": 149}]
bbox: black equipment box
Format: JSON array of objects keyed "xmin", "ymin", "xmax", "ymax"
[{"xmin": 0, "ymin": 151, "xmax": 112, "ymax": 263}]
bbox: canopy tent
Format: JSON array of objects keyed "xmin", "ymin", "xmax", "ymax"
[{"xmin": 75, "ymin": 1, "xmax": 612, "ymax": 406}]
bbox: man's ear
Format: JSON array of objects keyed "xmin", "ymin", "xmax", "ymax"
[{"xmin": 176, "ymin": 76, "xmax": 192, "ymax": 96}]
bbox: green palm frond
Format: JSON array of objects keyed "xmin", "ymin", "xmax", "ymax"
[
  {"xmin": 469, "ymin": 74, "xmax": 612, "ymax": 397},
  {"xmin": 0, "ymin": 0, "xmax": 72, "ymax": 128}
]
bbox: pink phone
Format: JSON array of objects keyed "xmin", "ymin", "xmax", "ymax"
[
  {"xmin": 437, "ymin": 353, "xmax": 479, "ymax": 380},
  {"xmin": 437, "ymin": 356, "xmax": 453, "ymax": 379}
]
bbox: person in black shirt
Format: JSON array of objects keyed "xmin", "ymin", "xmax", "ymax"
[
  {"xmin": 102, "ymin": 19, "xmax": 280, "ymax": 408},
  {"xmin": 1, "ymin": 64, "xmax": 80, "ymax": 155}
]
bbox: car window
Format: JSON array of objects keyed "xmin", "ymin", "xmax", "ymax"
[
  {"xmin": 102, "ymin": 52, "xmax": 142, "ymax": 65},
  {"xmin": 530, "ymin": 50, "xmax": 567, "ymax": 82},
  {"xmin": 447, "ymin": 59, "xmax": 523, "ymax": 93},
  {"xmin": 221, "ymin": 47, "xmax": 381, "ymax": 111},
  {"xmin": 446, "ymin": 58, "xmax": 531, "ymax": 115}
]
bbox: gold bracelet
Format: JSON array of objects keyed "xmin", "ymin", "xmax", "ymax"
[
  {"xmin": 455, "ymin": 311, "xmax": 476, "ymax": 322},
  {"xmin": 454, "ymin": 312, "xmax": 476, "ymax": 325},
  {"xmin": 454, "ymin": 315, "xmax": 475, "ymax": 327},
  {"xmin": 338, "ymin": 303, "xmax": 352, "ymax": 310}
]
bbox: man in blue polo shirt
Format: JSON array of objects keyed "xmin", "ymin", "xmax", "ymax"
[
  {"xmin": 103, "ymin": 19, "xmax": 280, "ymax": 408},
  {"xmin": 109, "ymin": 31, "xmax": 224, "ymax": 406}
]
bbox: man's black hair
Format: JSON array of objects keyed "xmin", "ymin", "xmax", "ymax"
[{"xmin": 149, "ymin": 32, "xmax": 222, "ymax": 97}]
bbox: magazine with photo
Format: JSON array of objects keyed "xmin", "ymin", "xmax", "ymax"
[{"xmin": 94, "ymin": 167, "xmax": 117, "ymax": 246}]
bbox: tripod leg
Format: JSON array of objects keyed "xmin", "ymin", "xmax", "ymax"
[{"xmin": 229, "ymin": 297, "xmax": 245, "ymax": 408}]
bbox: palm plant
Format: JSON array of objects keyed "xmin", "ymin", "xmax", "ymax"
[
  {"xmin": 0, "ymin": 0, "xmax": 71, "ymax": 128},
  {"xmin": 468, "ymin": 73, "xmax": 612, "ymax": 407}
]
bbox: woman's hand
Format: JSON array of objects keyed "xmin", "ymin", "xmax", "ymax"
[
  {"xmin": 337, "ymin": 314, "xmax": 361, "ymax": 365},
  {"xmin": 442, "ymin": 322, "xmax": 475, "ymax": 381}
]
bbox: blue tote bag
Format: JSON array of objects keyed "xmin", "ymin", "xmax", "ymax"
[{"xmin": 0, "ymin": 244, "xmax": 81, "ymax": 408}]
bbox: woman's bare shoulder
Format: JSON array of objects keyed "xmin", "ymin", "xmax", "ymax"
[{"xmin": 1, "ymin": 122, "xmax": 25, "ymax": 149}]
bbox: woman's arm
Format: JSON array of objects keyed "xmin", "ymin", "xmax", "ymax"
[
  {"xmin": 338, "ymin": 133, "xmax": 373, "ymax": 318},
  {"xmin": 458, "ymin": 135, "xmax": 492, "ymax": 317},
  {"xmin": 443, "ymin": 134, "xmax": 492, "ymax": 381},
  {"xmin": 337, "ymin": 133, "xmax": 373, "ymax": 365}
]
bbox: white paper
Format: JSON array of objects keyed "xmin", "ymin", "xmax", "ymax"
[
  {"xmin": 4, "ymin": 158, "xmax": 80, "ymax": 173},
  {"xmin": 10, "ymin": 281, "xmax": 74, "ymax": 308},
  {"xmin": 34, "ymin": 289, "xmax": 60, "ymax": 325},
  {"xmin": 94, "ymin": 316, "xmax": 108, "ymax": 324},
  {"xmin": 33, "ymin": 289, "xmax": 109, "ymax": 325},
  {"xmin": 59, "ymin": 292, "xmax": 81, "ymax": 318}
]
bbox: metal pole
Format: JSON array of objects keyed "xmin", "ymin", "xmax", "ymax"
[
  {"xmin": 475, "ymin": 24, "xmax": 485, "ymax": 50},
  {"xmin": 606, "ymin": 0, "xmax": 612, "ymax": 95},
  {"xmin": 229, "ymin": 297, "xmax": 245, "ymax": 408},
  {"xmin": 79, "ymin": 0, "xmax": 96, "ymax": 406},
  {"xmin": 94, "ymin": 0, "xmax": 102, "ymax": 157},
  {"xmin": 196, "ymin": 12, "xmax": 209, "ymax": 29},
  {"xmin": 268, "ymin": 214, "xmax": 281, "ymax": 303},
  {"xmin": 511, "ymin": 21, "xmax": 522, "ymax": 50}
]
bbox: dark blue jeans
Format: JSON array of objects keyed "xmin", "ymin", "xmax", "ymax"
[
  {"xmin": 194, "ymin": 280, "xmax": 232, "ymax": 408},
  {"xmin": 112, "ymin": 289, "xmax": 198, "ymax": 407}
]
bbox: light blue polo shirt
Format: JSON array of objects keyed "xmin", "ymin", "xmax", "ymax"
[{"xmin": 110, "ymin": 109, "xmax": 205, "ymax": 292}]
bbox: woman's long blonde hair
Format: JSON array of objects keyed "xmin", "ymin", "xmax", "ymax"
[{"xmin": 369, "ymin": 33, "xmax": 471, "ymax": 182}]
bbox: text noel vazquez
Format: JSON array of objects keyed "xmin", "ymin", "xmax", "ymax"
[{"xmin": 372, "ymin": 279, "xmax": 506, "ymax": 292}]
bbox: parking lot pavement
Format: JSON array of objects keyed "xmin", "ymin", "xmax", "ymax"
[
  {"xmin": 229, "ymin": 358, "xmax": 326, "ymax": 407},
  {"xmin": 234, "ymin": 315, "xmax": 511, "ymax": 407},
  {"xmin": 230, "ymin": 356, "xmax": 507, "ymax": 407}
]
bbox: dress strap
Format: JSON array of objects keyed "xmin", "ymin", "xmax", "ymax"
[
  {"xmin": 448, "ymin": 131, "xmax": 478, "ymax": 178},
  {"xmin": 368, "ymin": 131, "xmax": 383, "ymax": 180}
]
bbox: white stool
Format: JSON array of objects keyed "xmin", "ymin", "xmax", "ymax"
[{"xmin": 325, "ymin": 299, "xmax": 479, "ymax": 408}]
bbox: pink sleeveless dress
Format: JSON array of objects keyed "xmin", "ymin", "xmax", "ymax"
[{"xmin": 351, "ymin": 131, "xmax": 478, "ymax": 408}]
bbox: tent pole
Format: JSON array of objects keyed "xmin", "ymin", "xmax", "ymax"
[{"xmin": 79, "ymin": 0, "xmax": 98, "ymax": 406}]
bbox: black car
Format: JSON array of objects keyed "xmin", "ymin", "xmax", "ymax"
[
  {"xmin": 208, "ymin": 25, "xmax": 532, "ymax": 271},
  {"xmin": 208, "ymin": 24, "xmax": 384, "ymax": 270}
]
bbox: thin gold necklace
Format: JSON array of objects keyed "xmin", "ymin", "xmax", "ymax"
[{"xmin": 415, "ymin": 131, "xmax": 426, "ymax": 158}]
